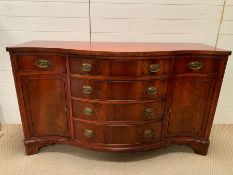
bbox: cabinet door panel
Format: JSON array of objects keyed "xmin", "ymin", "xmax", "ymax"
[
  {"xmin": 21, "ymin": 76, "xmax": 69, "ymax": 137},
  {"xmin": 166, "ymin": 78, "xmax": 215, "ymax": 137}
]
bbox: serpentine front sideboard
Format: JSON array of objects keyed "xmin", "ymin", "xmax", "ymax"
[{"xmin": 6, "ymin": 41, "xmax": 231, "ymax": 155}]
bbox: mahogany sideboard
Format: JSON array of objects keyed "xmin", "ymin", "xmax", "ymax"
[{"xmin": 6, "ymin": 41, "xmax": 231, "ymax": 156}]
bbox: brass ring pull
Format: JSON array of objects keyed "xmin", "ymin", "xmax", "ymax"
[
  {"xmin": 188, "ymin": 61, "xmax": 203, "ymax": 70},
  {"xmin": 83, "ymin": 129, "xmax": 94, "ymax": 138},
  {"xmin": 82, "ymin": 86, "xmax": 93, "ymax": 94},
  {"xmin": 144, "ymin": 108, "xmax": 156, "ymax": 118},
  {"xmin": 83, "ymin": 107, "xmax": 94, "ymax": 116},
  {"xmin": 149, "ymin": 64, "xmax": 160, "ymax": 73},
  {"xmin": 80, "ymin": 63, "xmax": 92, "ymax": 72},
  {"xmin": 35, "ymin": 59, "xmax": 52, "ymax": 69},
  {"xmin": 147, "ymin": 87, "xmax": 158, "ymax": 95},
  {"xmin": 143, "ymin": 129, "xmax": 154, "ymax": 138}
]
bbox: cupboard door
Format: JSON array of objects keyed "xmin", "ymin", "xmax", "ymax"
[
  {"xmin": 166, "ymin": 77, "xmax": 215, "ymax": 137},
  {"xmin": 21, "ymin": 75, "xmax": 69, "ymax": 137}
]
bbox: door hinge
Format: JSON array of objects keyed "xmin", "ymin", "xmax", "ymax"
[
  {"xmin": 65, "ymin": 106, "xmax": 68, "ymax": 112},
  {"xmin": 168, "ymin": 108, "xmax": 172, "ymax": 113}
]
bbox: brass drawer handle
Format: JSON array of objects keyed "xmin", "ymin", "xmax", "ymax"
[
  {"xmin": 82, "ymin": 86, "xmax": 93, "ymax": 94},
  {"xmin": 35, "ymin": 59, "xmax": 52, "ymax": 69},
  {"xmin": 83, "ymin": 107, "xmax": 94, "ymax": 116},
  {"xmin": 149, "ymin": 64, "xmax": 160, "ymax": 73},
  {"xmin": 145, "ymin": 108, "xmax": 156, "ymax": 118},
  {"xmin": 188, "ymin": 61, "xmax": 203, "ymax": 70},
  {"xmin": 83, "ymin": 129, "xmax": 94, "ymax": 138},
  {"xmin": 147, "ymin": 87, "xmax": 158, "ymax": 95},
  {"xmin": 143, "ymin": 129, "xmax": 154, "ymax": 138},
  {"xmin": 80, "ymin": 63, "xmax": 92, "ymax": 72}
]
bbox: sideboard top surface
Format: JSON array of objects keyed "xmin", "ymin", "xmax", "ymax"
[{"xmin": 6, "ymin": 41, "xmax": 231, "ymax": 56}]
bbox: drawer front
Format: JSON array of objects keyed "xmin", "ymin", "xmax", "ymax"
[
  {"xmin": 69, "ymin": 57, "xmax": 170, "ymax": 76},
  {"xmin": 72, "ymin": 100, "xmax": 166, "ymax": 121},
  {"xmin": 71, "ymin": 78, "xmax": 168, "ymax": 100},
  {"xmin": 73, "ymin": 120, "xmax": 162, "ymax": 144},
  {"xmin": 17, "ymin": 54, "xmax": 66, "ymax": 72},
  {"xmin": 173, "ymin": 57, "xmax": 221, "ymax": 74}
]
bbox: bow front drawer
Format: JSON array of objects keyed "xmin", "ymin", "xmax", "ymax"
[
  {"xmin": 73, "ymin": 120, "xmax": 162, "ymax": 145},
  {"xmin": 69, "ymin": 57, "xmax": 170, "ymax": 76},
  {"xmin": 17, "ymin": 54, "xmax": 66, "ymax": 73},
  {"xmin": 71, "ymin": 78, "xmax": 168, "ymax": 100},
  {"xmin": 72, "ymin": 100, "xmax": 166, "ymax": 122}
]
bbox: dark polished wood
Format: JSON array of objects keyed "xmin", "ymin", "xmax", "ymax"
[
  {"xmin": 70, "ymin": 57, "xmax": 171, "ymax": 76},
  {"xmin": 17, "ymin": 54, "xmax": 66, "ymax": 73},
  {"xmin": 6, "ymin": 41, "xmax": 230, "ymax": 53},
  {"xmin": 71, "ymin": 78, "xmax": 168, "ymax": 100},
  {"xmin": 6, "ymin": 41, "xmax": 231, "ymax": 156},
  {"xmin": 72, "ymin": 99, "xmax": 166, "ymax": 122},
  {"xmin": 173, "ymin": 56, "xmax": 221, "ymax": 75},
  {"xmin": 73, "ymin": 119, "xmax": 163, "ymax": 144},
  {"xmin": 166, "ymin": 77, "xmax": 215, "ymax": 137},
  {"xmin": 20, "ymin": 75, "xmax": 69, "ymax": 137}
]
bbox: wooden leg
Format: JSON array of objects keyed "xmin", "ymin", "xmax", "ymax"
[
  {"xmin": 188, "ymin": 140, "xmax": 210, "ymax": 156},
  {"xmin": 24, "ymin": 140, "xmax": 56, "ymax": 155},
  {"xmin": 25, "ymin": 142, "xmax": 40, "ymax": 155}
]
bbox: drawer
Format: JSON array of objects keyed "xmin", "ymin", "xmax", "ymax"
[
  {"xmin": 71, "ymin": 78, "xmax": 168, "ymax": 100},
  {"xmin": 69, "ymin": 57, "xmax": 170, "ymax": 76},
  {"xmin": 73, "ymin": 120, "xmax": 162, "ymax": 144},
  {"xmin": 17, "ymin": 54, "xmax": 66, "ymax": 72},
  {"xmin": 173, "ymin": 57, "xmax": 221, "ymax": 74},
  {"xmin": 72, "ymin": 100, "xmax": 166, "ymax": 121}
]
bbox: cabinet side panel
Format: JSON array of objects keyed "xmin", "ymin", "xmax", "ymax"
[
  {"xmin": 9, "ymin": 53, "xmax": 30, "ymax": 138},
  {"xmin": 204, "ymin": 57, "xmax": 229, "ymax": 139}
]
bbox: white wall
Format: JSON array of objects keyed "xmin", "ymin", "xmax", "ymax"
[
  {"xmin": 0, "ymin": 0, "xmax": 90, "ymax": 123},
  {"xmin": 0, "ymin": 0, "xmax": 232, "ymax": 123},
  {"xmin": 215, "ymin": 0, "xmax": 233, "ymax": 123}
]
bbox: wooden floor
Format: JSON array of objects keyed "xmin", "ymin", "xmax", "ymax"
[{"xmin": 0, "ymin": 124, "xmax": 233, "ymax": 175}]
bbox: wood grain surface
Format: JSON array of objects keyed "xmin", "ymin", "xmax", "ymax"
[{"xmin": 7, "ymin": 41, "xmax": 231, "ymax": 156}]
